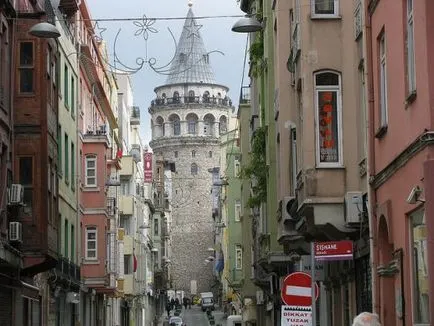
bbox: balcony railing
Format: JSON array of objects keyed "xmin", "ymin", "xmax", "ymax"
[
  {"xmin": 56, "ymin": 257, "xmax": 81, "ymax": 286},
  {"xmin": 239, "ymin": 86, "xmax": 251, "ymax": 104},
  {"xmin": 151, "ymin": 96, "xmax": 232, "ymax": 108}
]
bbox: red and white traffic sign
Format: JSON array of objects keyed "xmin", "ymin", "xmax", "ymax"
[
  {"xmin": 281, "ymin": 272, "xmax": 319, "ymax": 306},
  {"xmin": 314, "ymin": 240, "xmax": 353, "ymax": 261}
]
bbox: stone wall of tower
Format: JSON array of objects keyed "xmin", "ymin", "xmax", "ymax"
[{"xmin": 158, "ymin": 142, "xmax": 220, "ymax": 294}]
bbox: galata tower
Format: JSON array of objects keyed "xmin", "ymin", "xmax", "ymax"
[{"xmin": 149, "ymin": 4, "xmax": 232, "ymax": 295}]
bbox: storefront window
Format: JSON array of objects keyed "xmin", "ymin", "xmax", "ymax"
[{"xmin": 410, "ymin": 209, "xmax": 429, "ymax": 324}]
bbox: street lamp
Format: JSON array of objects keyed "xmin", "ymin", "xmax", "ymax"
[
  {"xmin": 28, "ymin": 22, "xmax": 61, "ymax": 39},
  {"xmin": 231, "ymin": 15, "xmax": 263, "ymax": 33}
]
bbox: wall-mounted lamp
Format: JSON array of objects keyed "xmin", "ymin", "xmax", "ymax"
[
  {"xmin": 231, "ymin": 15, "xmax": 263, "ymax": 33},
  {"xmin": 28, "ymin": 22, "xmax": 60, "ymax": 39},
  {"xmin": 406, "ymin": 186, "xmax": 424, "ymax": 204}
]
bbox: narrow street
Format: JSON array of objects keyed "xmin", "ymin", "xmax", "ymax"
[{"xmin": 159, "ymin": 306, "xmax": 227, "ymax": 326}]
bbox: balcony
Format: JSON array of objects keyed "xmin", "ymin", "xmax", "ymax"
[
  {"xmin": 130, "ymin": 106, "xmax": 140, "ymax": 125},
  {"xmin": 58, "ymin": 0, "xmax": 79, "ymax": 16},
  {"xmin": 124, "ymin": 235, "xmax": 133, "ymax": 255},
  {"xmin": 149, "ymin": 95, "xmax": 232, "ymax": 112},
  {"xmin": 55, "ymin": 257, "xmax": 81, "ymax": 290},
  {"xmin": 124, "ymin": 274, "xmax": 134, "ymax": 295},
  {"xmin": 119, "ymin": 156, "xmax": 135, "ymax": 177},
  {"xmin": 119, "ymin": 196, "xmax": 134, "ymax": 215}
]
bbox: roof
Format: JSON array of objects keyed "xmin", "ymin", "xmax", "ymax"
[{"xmin": 165, "ymin": 8, "xmax": 216, "ymax": 85}]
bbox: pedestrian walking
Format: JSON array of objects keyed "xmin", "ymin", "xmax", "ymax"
[
  {"xmin": 352, "ymin": 312, "xmax": 381, "ymax": 326},
  {"xmin": 166, "ymin": 301, "xmax": 172, "ymax": 317}
]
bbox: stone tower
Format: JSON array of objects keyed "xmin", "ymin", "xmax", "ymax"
[{"xmin": 149, "ymin": 5, "xmax": 232, "ymax": 295}]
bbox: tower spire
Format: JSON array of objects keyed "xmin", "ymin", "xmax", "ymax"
[{"xmin": 165, "ymin": 7, "xmax": 216, "ymax": 85}]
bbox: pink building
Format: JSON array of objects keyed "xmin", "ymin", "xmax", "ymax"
[{"xmin": 366, "ymin": 0, "xmax": 433, "ymax": 324}]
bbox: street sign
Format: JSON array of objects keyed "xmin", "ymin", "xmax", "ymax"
[
  {"xmin": 281, "ymin": 272, "xmax": 319, "ymax": 306},
  {"xmin": 314, "ymin": 240, "xmax": 353, "ymax": 261},
  {"xmin": 281, "ymin": 305, "xmax": 312, "ymax": 326},
  {"xmin": 301, "ymin": 256, "xmax": 325, "ymax": 281}
]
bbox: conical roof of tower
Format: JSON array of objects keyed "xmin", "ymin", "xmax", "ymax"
[{"xmin": 165, "ymin": 7, "xmax": 216, "ymax": 85}]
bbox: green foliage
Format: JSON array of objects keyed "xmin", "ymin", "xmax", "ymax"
[
  {"xmin": 249, "ymin": 32, "xmax": 264, "ymax": 78},
  {"xmin": 240, "ymin": 126, "xmax": 268, "ymax": 208}
]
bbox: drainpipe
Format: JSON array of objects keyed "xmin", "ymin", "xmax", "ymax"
[{"xmin": 364, "ymin": 0, "xmax": 377, "ymax": 314}]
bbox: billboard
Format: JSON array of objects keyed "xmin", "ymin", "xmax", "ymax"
[{"xmin": 144, "ymin": 152, "xmax": 153, "ymax": 183}]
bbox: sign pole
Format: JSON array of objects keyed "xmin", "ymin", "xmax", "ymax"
[{"xmin": 311, "ymin": 242, "xmax": 316, "ymax": 326}]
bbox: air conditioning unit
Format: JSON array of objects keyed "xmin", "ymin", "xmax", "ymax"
[
  {"xmin": 9, "ymin": 222, "xmax": 22, "ymax": 242},
  {"xmin": 344, "ymin": 192, "xmax": 363, "ymax": 224},
  {"xmin": 282, "ymin": 196, "xmax": 296, "ymax": 222},
  {"xmin": 8, "ymin": 184, "xmax": 24, "ymax": 205}
]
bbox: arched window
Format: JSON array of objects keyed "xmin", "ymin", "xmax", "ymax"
[
  {"xmin": 314, "ymin": 71, "xmax": 342, "ymax": 166},
  {"xmin": 155, "ymin": 116, "xmax": 165, "ymax": 137},
  {"xmin": 219, "ymin": 116, "xmax": 227, "ymax": 134},
  {"xmin": 188, "ymin": 90, "xmax": 195, "ymax": 103},
  {"xmin": 169, "ymin": 114, "xmax": 181, "ymax": 136},
  {"xmin": 203, "ymin": 91, "xmax": 210, "ymax": 103},
  {"xmin": 186, "ymin": 113, "xmax": 198, "ymax": 135},
  {"xmin": 191, "ymin": 163, "xmax": 198, "ymax": 175},
  {"xmin": 203, "ymin": 114, "xmax": 215, "ymax": 136},
  {"xmin": 173, "ymin": 91, "xmax": 180, "ymax": 103},
  {"xmin": 192, "ymin": 150, "xmax": 196, "ymax": 158}
]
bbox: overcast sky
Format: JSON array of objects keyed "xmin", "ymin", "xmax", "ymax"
[{"xmin": 86, "ymin": 0, "xmax": 248, "ymax": 147}]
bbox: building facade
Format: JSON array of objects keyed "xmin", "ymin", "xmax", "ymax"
[
  {"xmin": 149, "ymin": 5, "xmax": 233, "ymax": 296},
  {"xmin": 366, "ymin": 0, "xmax": 433, "ymax": 325}
]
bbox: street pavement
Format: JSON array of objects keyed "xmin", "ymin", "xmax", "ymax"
[{"xmin": 158, "ymin": 305, "xmax": 227, "ymax": 326}]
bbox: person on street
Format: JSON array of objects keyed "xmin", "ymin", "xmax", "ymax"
[
  {"xmin": 352, "ymin": 312, "xmax": 381, "ymax": 326},
  {"xmin": 166, "ymin": 301, "xmax": 172, "ymax": 317},
  {"xmin": 183, "ymin": 297, "xmax": 188, "ymax": 310}
]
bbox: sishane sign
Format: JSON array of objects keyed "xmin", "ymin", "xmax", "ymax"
[{"xmin": 314, "ymin": 240, "xmax": 353, "ymax": 261}]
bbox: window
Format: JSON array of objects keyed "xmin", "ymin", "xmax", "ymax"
[
  {"xmin": 64, "ymin": 64, "xmax": 69, "ymax": 107},
  {"xmin": 174, "ymin": 151, "xmax": 178, "ymax": 158},
  {"xmin": 209, "ymin": 151, "xmax": 212, "ymax": 158},
  {"xmin": 85, "ymin": 226, "xmax": 97, "ymax": 260},
  {"xmin": 19, "ymin": 42, "xmax": 34, "ymax": 93},
  {"xmin": 85, "ymin": 155, "xmax": 97, "ymax": 186},
  {"xmin": 71, "ymin": 224, "xmax": 75, "ymax": 262},
  {"xmin": 154, "ymin": 218, "xmax": 159, "ymax": 236},
  {"xmin": 192, "ymin": 150, "xmax": 196, "ymax": 158},
  {"xmin": 410, "ymin": 209, "xmax": 429, "ymax": 324},
  {"xmin": 124, "ymin": 254, "xmax": 132, "ymax": 274},
  {"xmin": 312, "ymin": 0, "xmax": 339, "ymax": 17},
  {"xmin": 0, "ymin": 22, "xmax": 10, "ymax": 109},
  {"xmin": 406, "ymin": 0, "xmax": 416, "ymax": 93},
  {"xmin": 64, "ymin": 219, "xmax": 69, "ymax": 259},
  {"xmin": 71, "ymin": 75, "xmax": 75, "ymax": 116},
  {"xmin": 314, "ymin": 71, "xmax": 342, "ymax": 166},
  {"xmin": 379, "ymin": 33, "xmax": 388, "ymax": 129},
  {"xmin": 188, "ymin": 119, "xmax": 196, "ymax": 134},
  {"xmin": 71, "ymin": 142, "xmax": 75, "ymax": 190},
  {"xmin": 120, "ymin": 216, "xmax": 131, "ymax": 235},
  {"xmin": 19, "ymin": 157, "xmax": 33, "ymax": 214},
  {"xmin": 235, "ymin": 200, "xmax": 241, "ymax": 222},
  {"xmin": 234, "ymin": 158, "xmax": 240, "ymax": 177},
  {"xmin": 191, "ymin": 163, "xmax": 198, "ymax": 175},
  {"xmin": 173, "ymin": 119, "xmax": 180, "ymax": 136},
  {"xmin": 235, "ymin": 245, "xmax": 242, "ymax": 270},
  {"xmin": 57, "ymin": 125, "xmax": 62, "ymax": 176},
  {"xmin": 64, "ymin": 133, "xmax": 69, "ymax": 183}
]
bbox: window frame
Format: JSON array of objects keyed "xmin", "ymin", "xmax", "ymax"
[
  {"xmin": 234, "ymin": 200, "xmax": 241, "ymax": 222},
  {"xmin": 379, "ymin": 32, "xmax": 388, "ymax": 129},
  {"xmin": 406, "ymin": 0, "xmax": 416, "ymax": 94},
  {"xmin": 85, "ymin": 155, "xmax": 97, "ymax": 187},
  {"xmin": 314, "ymin": 70, "xmax": 343, "ymax": 167},
  {"xmin": 85, "ymin": 226, "xmax": 97, "ymax": 260},
  {"xmin": 64, "ymin": 133, "xmax": 69, "ymax": 184},
  {"xmin": 235, "ymin": 245, "xmax": 242, "ymax": 270},
  {"xmin": 409, "ymin": 209, "xmax": 430, "ymax": 324},
  {"xmin": 311, "ymin": 0, "xmax": 339, "ymax": 18},
  {"xmin": 18, "ymin": 41, "xmax": 35, "ymax": 94}
]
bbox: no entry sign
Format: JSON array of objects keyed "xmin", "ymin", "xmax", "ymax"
[
  {"xmin": 281, "ymin": 272, "xmax": 319, "ymax": 306},
  {"xmin": 314, "ymin": 240, "xmax": 353, "ymax": 261}
]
